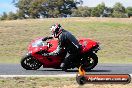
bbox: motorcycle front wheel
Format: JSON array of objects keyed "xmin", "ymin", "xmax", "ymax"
[{"xmin": 21, "ymin": 54, "xmax": 42, "ymax": 70}]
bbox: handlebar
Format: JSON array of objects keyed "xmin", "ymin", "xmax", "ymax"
[{"xmin": 42, "ymin": 37, "xmax": 53, "ymax": 41}]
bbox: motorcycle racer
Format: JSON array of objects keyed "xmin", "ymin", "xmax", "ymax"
[
  {"xmin": 43, "ymin": 23, "xmax": 81, "ymax": 71},
  {"xmin": 21, "ymin": 24, "xmax": 100, "ymax": 71}
]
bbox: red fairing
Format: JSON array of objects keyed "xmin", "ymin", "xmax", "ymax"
[
  {"xmin": 28, "ymin": 37, "xmax": 48, "ymax": 54},
  {"xmin": 79, "ymin": 38, "xmax": 98, "ymax": 53}
]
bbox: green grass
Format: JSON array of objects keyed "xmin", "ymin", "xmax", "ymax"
[{"xmin": 0, "ymin": 17, "xmax": 132, "ymax": 63}]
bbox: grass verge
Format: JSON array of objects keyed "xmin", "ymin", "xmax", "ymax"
[{"xmin": 0, "ymin": 77, "xmax": 132, "ymax": 88}]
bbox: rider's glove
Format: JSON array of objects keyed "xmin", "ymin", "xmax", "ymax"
[{"xmin": 42, "ymin": 37, "xmax": 53, "ymax": 41}]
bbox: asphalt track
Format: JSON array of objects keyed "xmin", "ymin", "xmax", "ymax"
[{"xmin": 0, "ymin": 63, "xmax": 132, "ymax": 77}]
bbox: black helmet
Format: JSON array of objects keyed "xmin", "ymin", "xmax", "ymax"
[{"xmin": 50, "ymin": 23, "xmax": 62, "ymax": 38}]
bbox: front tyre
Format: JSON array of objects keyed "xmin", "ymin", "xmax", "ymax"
[
  {"xmin": 82, "ymin": 53, "xmax": 98, "ymax": 71},
  {"xmin": 21, "ymin": 54, "xmax": 42, "ymax": 70}
]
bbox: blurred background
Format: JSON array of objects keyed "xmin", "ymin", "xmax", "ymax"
[{"xmin": 0, "ymin": 0, "xmax": 132, "ymax": 64}]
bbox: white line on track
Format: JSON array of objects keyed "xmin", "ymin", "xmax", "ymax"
[
  {"xmin": 0, "ymin": 74, "xmax": 132, "ymax": 78},
  {"xmin": 0, "ymin": 74, "xmax": 76, "ymax": 78}
]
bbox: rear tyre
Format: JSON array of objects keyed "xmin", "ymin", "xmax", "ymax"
[
  {"xmin": 82, "ymin": 53, "xmax": 98, "ymax": 71},
  {"xmin": 21, "ymin": 54, "xmax": 42, "ymax": 70}
]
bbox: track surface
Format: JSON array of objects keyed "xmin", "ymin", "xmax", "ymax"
[{"xmin": 0, "ymin": 64, "xmax": 132, "ymax": 76}]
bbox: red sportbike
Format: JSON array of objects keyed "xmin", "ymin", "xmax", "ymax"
[{"xmin": 21, "ymin": 37, "xmax": 100, "ymax": 71}]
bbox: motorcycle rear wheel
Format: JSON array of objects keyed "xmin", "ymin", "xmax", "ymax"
[
  {"xmin": 21, "ymin": 54, "xmax": 42, "ymax": 70},
  {"xmin": 82, "ymin": 53, "xmax": 98, "ymax": 71}
]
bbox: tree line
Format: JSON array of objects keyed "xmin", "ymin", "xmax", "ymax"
[
  {"xmin": 0, "ymin": 0, "xmax": 132, "ymax": 20},
  {"xmin": 72, "ymin": 2, "xmax": 132, "ymax": 18}
]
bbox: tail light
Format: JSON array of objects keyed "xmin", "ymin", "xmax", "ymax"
[{"xmin": 93, "ymin": 42, "xmax": 101, "ymax": 53}]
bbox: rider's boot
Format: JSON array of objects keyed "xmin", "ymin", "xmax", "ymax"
[{"xmin": 60, "ymin": 63, "xmax": 67, "ymax": 71}]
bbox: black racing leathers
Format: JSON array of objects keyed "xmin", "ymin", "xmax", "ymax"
[
  {"xmin": 48, "ymin": 29, "xmax": 81, "ymax": 69},
  {"xmin": 48, "ymin": 29, "xmax": 81, "ymax": 56}
]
